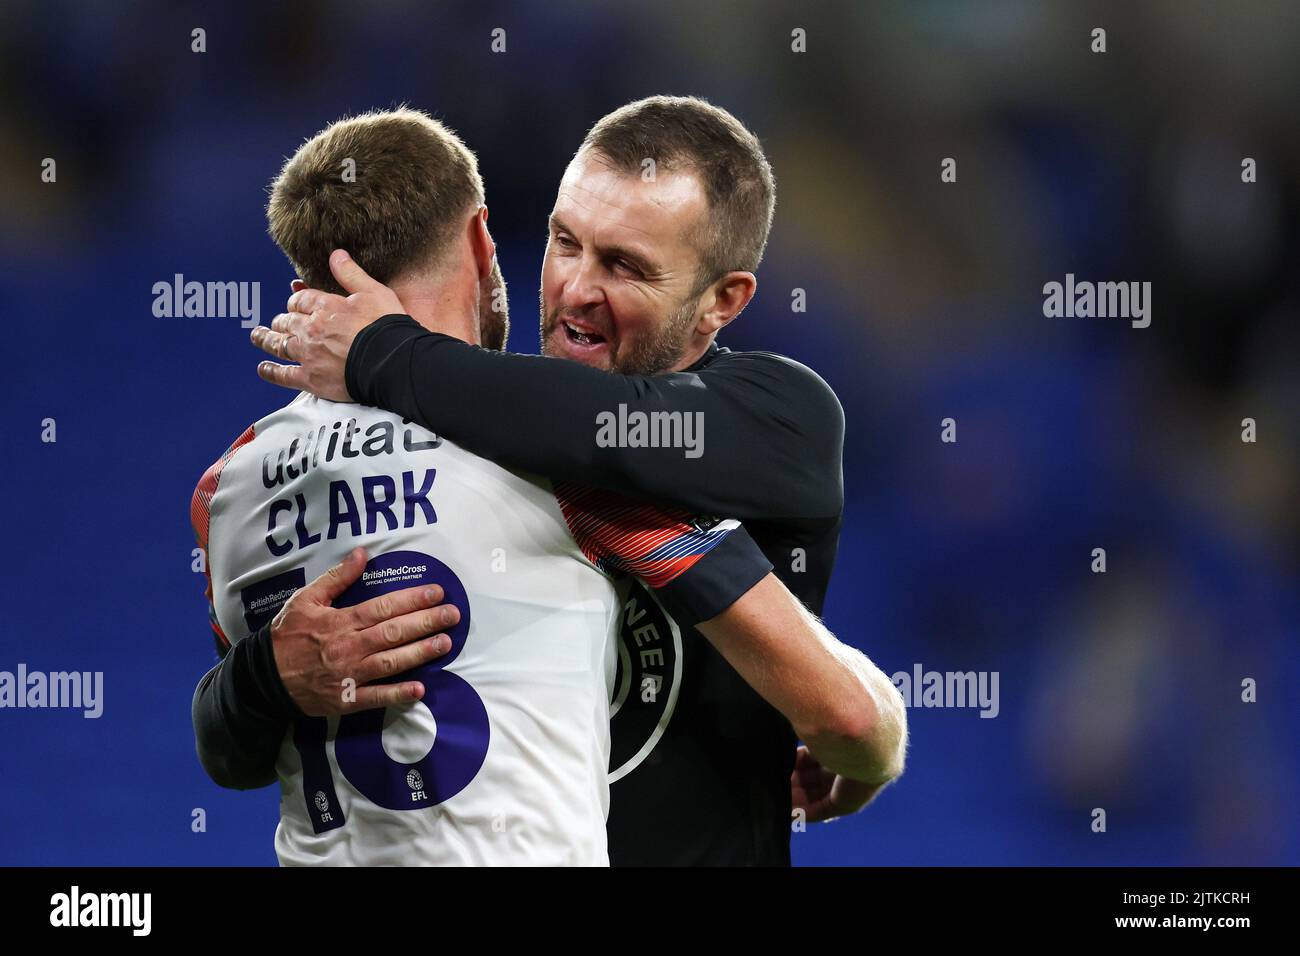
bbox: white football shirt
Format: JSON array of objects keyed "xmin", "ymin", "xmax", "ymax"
[{"xmin": 192, "ymin": 392, "xmax": 745, "ymax": 866}]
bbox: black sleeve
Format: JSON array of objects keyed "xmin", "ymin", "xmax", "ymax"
[
  {"xmin": 191, "ymin": 622, "xmax": 301, "ymax": 790},
  {"xmin": 347, "ymin": 316, "xmax": 844, "ymax": 522},
  {"xmin": 656, "ymin": 523, "xmax": 774, "ymax": 626}
]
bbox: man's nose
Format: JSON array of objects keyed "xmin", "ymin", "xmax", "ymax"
[{"xmin": 558, "ymin": 254, "xmax": 605, "ymax": 311}]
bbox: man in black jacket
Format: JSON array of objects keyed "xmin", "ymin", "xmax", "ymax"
[{"xmin": 251, "ymin": 96, "xmax": 902, "ymax": 865}]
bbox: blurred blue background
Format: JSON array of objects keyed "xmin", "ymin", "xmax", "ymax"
[{"xmin": 0, "ymin": 0, "xmax": 1296, "ymax": 866}]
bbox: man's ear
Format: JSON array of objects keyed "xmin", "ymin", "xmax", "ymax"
[
  {"xmin": 470, "ymin": 204, "xmax": 496, "ymax": 281},
  {"xmin": 695, "ymin": 271, "xmax": 757, "ymax": 336}
]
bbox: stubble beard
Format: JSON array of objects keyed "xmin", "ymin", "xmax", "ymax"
[{"xmin": 539, "ymin": 287, "xmax": 699, "ymax": 375}]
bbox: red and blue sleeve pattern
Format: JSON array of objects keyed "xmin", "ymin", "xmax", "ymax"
[
  {"xmin": 190, "ymin": 424, "xmax": 256, "ymax": 655},
  {"xmin": 555, "ymin": 482, "xmax": 773, "ymax": 624}
]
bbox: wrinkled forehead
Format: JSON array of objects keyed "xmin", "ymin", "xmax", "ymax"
[{"xmin": 552, "ymin": 149, "xmax": 709, "ymax": 258}]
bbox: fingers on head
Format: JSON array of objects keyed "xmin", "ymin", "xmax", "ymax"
[{"xmin": 290, "ymin": 289, "xmax": 325, "ymax": 315}]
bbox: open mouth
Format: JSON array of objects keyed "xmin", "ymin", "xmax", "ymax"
[{"xmin": 563, "ymin": 320, "xmax": 608, "ymax": 348}]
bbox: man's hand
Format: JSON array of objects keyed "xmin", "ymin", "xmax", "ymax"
[
  {"xmin": 791, "ymin": 745, "xmax": 885, "ymax": 823},
  {"xmin": 269, "ymin": 546, "xmax": 459, "ymax": 717},
  {"xmin": 252, "ymin": 249, "xmax": 405, "ymax": 400}
]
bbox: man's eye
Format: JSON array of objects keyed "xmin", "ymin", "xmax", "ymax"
[
  {"xmin": 554, "ymin": 235, "xmax": 577, "ymax": 250},
  {"xmin": 612, "ymin": 259, "xmax": 640, "ymax": 277}
]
